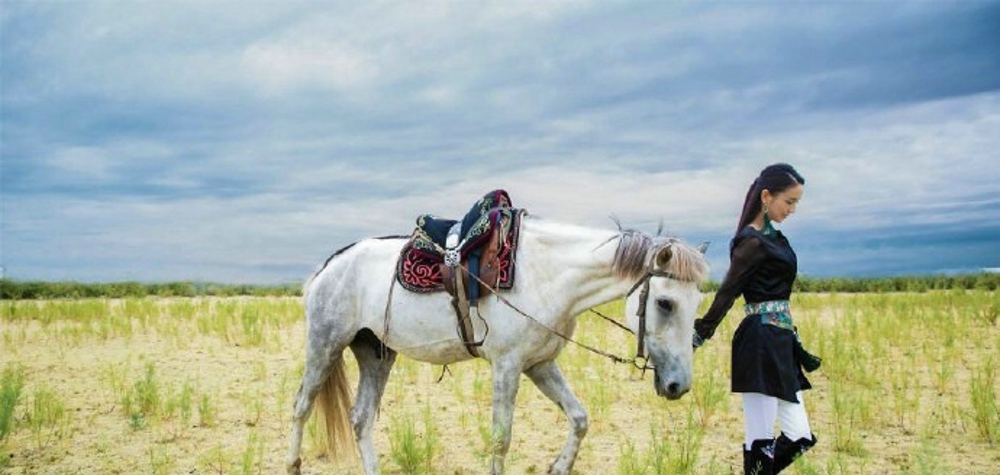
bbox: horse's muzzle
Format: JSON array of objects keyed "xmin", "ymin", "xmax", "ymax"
[{"xmin": 654, "ymin": 370, "xmax": 690, "ymax": 400}]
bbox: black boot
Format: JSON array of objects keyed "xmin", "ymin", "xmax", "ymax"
[
  {"xmin": 773, "ymin": 433, "xmax": 817, "ymax": 473},
  {"xmin": 743, "ymin": 439, "xmax": 774, "ymax": 475}
]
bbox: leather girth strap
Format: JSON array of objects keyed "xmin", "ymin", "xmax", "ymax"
[
  {"xmin": 449, "ymin": 266, "xmax": 481, "ymax": 358},
  {"xmin": 442, "ymin": 222, "xmax": 505, "ymax": 358}
]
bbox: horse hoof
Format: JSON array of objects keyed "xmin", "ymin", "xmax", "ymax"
[{"xmin": 286, "ymin": 458, "xmax": 302, "ymax": 475}]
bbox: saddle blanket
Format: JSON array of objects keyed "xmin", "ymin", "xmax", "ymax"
[{"xmin": 397, "ymin": 190, "xmax": 523, "ymax": 293}]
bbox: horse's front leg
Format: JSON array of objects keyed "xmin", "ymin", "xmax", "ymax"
[
  {"xmin": 525, "ymin": 360, "xmax": 588, "ymax": 475},
  {"xmin": 490, "ymin": 359, "xmax": 522, "ymax": 475}
]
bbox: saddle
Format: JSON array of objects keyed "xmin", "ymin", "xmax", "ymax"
[{"xmin": 396, "ymin": 190, "xmax": 525, "ymax": 357}]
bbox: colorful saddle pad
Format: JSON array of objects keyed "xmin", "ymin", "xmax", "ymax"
[{"xmin": 397, "ymin": 190, "xmax": 523, "ymax": 293}]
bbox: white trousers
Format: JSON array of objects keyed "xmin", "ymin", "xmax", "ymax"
[{"xmin": 742, "ymin": 392, "xmax": 812, "ymax": 449}]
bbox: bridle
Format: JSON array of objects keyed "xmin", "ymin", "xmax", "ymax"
[{"xmin": 624, "ymin": 268, "xmax": 690, "ymax": 365}]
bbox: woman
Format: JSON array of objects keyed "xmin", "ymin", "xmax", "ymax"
[{"xmin": 693, "ymin": 163, "xmax": 820, "ymax": 475}]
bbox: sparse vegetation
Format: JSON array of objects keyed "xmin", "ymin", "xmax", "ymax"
[
  {"xmin": 4, "ymin": 273, "xmax": 998, "ymax": 301},
  {"xmin": 0, "ymin": 289, "xmax": 996, "ymax": 473},
  {"xmin": 0, "ymin": 279, "xmax": 300, "ymax": 300},
  {"xmin": 388, "ymin": 405, "xmax": 440, "ymax": 475},
  {"xmin": 25, "ymin": 386, "xmax": 70, "ymax": 449},
  {"xmin": 1, "ymin": 364, "xmax": 26, "ymax": 444},
  {"xmin": 970, "ymin": 358, "xmax": 999, "ymax": 443}
]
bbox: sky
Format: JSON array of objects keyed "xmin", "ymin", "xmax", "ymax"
[{"xmin": 2, "ymin": 1, "xmax": 999, "ymax": 284}]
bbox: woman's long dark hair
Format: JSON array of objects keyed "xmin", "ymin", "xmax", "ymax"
[{"xmin": 733, "ymin": 163, "xmax": 805, "ymax": 247}]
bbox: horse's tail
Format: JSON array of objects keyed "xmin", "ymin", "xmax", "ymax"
[{"xmin": 316, "ymin": 355, "xmax": 355, "ymax": 458}]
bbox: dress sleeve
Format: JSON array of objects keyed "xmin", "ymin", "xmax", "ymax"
[{"xmin": 694, "ymin": 235, "xmax": 766, "ymax": 342}]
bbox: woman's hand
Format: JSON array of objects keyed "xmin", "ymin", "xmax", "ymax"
[{"xmin": 692, "ymin": 332, "xmax": 705, "ymax": 350}]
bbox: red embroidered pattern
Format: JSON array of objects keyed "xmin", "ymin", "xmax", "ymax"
[{"xmin": 398, "ymin": 247, "xmax": 446, "ymax": 292}]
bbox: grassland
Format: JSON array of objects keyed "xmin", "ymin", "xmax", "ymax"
[{"xmin": 0, "ymin": 290, "xmax": 997, "ymax": 474}]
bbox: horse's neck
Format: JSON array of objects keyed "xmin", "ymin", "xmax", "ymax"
[{"xmin": 521, "ymin": 219, "xmax": 637, "ymax": 317}]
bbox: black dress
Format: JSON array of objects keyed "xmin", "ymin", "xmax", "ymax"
[{"xmin": 694, "ymin": 226, "xmax": 811, "ymax": 403}]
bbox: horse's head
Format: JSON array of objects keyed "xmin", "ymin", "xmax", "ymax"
[{"xmin": 624, "ymin": 239, "xmax": 709, "ymax": 400}]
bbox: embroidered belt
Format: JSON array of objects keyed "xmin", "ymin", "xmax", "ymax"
[{"xmin": 744, "ymin": 300, "xmax": 793, "ymax": 330}]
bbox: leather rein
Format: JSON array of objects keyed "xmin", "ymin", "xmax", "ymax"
[
  {"xmin": 383, "ymin": 237, "xmax": 695, "ymax": 375},
  {"xmin": 461, "ymin": 248, "xmax": 695, "ymax": 374}
]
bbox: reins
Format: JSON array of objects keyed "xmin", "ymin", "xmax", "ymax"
[
  {"xmin": 383, "ymin": 234, "xmax": 696, "ymax": 376},
  {"xmin": 461, "ymin": 264, "xmax": 647, "ymax": 369},
  {"xmin": 586, "ymin": 307, "xmax": 633, "ymax": 335},
  {"xmin": 463, "ymin": 263, "xmax": 693, "ymax": 373}
]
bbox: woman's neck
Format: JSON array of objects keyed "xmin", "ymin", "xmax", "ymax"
[{"xmin": 750, "ymin": 212, "xmax": 776, "ymax": 236}]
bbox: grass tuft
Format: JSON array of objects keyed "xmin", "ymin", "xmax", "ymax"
[
  {"xmin": 0, "ymin": 364, "xmax": 26, "ymax": 443},
  {"xmin": 388, "ymin": 406, "xmax": 440, "ymax": 475},
  {"xmin": 970, "ymin": 358, "xmax": 999, "ymax": 443}
]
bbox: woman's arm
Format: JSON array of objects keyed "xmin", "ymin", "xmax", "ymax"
[{"xmin": 693, "ymin": 236, "xmax": 766, "ymax": 344}]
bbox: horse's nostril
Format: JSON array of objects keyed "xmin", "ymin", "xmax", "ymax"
[{"xmin": 668, "ymin": 382, "xmax": 680, "ymax": 394}]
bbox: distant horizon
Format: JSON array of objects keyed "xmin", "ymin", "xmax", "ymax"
[
  {"xmin": 3, "ymin": 3, "xmax": 999, "ymax": 283},
  {"xmin": 3, "ymin": 265, "xmax": 998, "ymax": 287}
]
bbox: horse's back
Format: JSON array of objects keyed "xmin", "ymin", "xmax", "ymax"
[{"xmin": 305, "ymin": 236, "xmax": 407, "ymax": 310}]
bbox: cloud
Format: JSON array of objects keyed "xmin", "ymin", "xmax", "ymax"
[
  {"xmin": 3, "ymin": 2, "xmax": 999, "ymax": 283},
  {"xmin": 241, "ymin": 40, "xmax": 379, "ymax": 95}
]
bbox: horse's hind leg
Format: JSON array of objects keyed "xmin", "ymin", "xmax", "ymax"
[
  {"xmin": 286, "ymin": 329, "xmax": 353, "ymax": 474},
  {"xmin": 525, "ymin": 360, "xmax": 588, "ymax": 475},
  {"xmin": 349, "ymin": 329, "xmax": 397, "ymax": 475},
  {"xmin": 286, "ymin": 351, "xmax": 330, "ymax": 473}
]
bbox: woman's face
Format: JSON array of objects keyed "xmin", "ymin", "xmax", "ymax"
[{"xmin": 762, "ymin": 183, "xmax": 804, "ymax": 223}]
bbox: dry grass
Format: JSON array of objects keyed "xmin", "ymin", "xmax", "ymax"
[{"xmin": 0, "ymin": 291, "xmax": 997, "ymax": 474}]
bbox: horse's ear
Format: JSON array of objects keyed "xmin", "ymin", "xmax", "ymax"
[
  {"xmin": 655, "ymin": 246, "xmax": 673, "ymax": 269},
  {"xmin": 696, "ymin": 241, "xmax": 710, "ymax": 254}
]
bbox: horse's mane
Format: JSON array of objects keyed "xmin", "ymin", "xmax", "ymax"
[
  {"xmin": 610, "ymin": 229, "xmax": 654, "ymax": 281},
  {"xmin": 663, "ymin": 239, "xmax": 710, "ymax": 283},
  {"xmin": 610, "ymin": 229, "xmax": 708, "ymax": 283}
]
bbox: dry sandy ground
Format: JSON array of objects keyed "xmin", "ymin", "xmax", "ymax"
[{"xmin": 1, "ymin": 296, "xmax": 998, "ymax": 474}]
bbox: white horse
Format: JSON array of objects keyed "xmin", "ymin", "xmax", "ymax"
[{"xmin": 286, "ymin": 214, "xmax": 709, "ymax": 475}]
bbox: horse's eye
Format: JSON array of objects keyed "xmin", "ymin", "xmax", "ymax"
[{"xmin": 656, "ymin": 298, "xmax": 674, "ymax": 313}]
